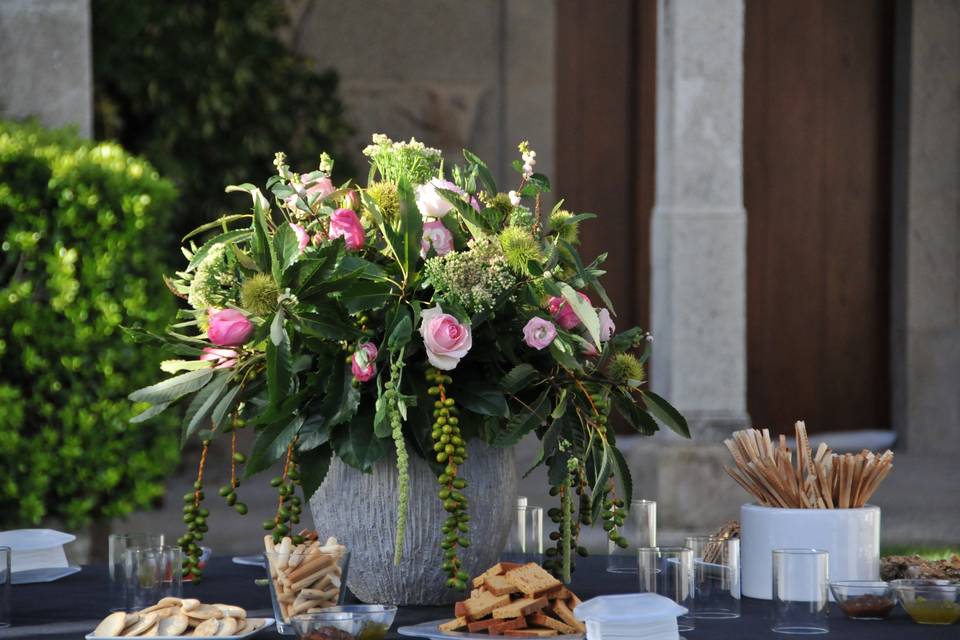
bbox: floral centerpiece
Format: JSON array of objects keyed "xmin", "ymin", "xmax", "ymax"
[{"xmin": 128, "ymin": 135, "xmax": 688, "ymax": 588}]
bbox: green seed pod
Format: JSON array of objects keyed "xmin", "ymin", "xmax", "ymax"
[
  {"xmin": 428, "ymin": 386, "xmax": 440, "ymax": 396},
  {"xmin": 441, "ymin": 540, "xmax": 452, "ymax": 550},
  {"xmin": 226, "ymin": 493, "xmax": 237, "ymax": 506},
  {"xmin": 431, "ymin": 429, "xmax": 442, "ymax": 440},
  {"xmin": 440, "ymin": 434, "xmax": 451, "ymax": 444},
  {"xmin": 263, "ymin": 520, "xmax": 276, "ymax": 530},
  {"xmin": 439, "ymin": 489, "xmax": 451, "ymax": 500},
  {"xmin": 458, "ymin": 522, "xmax": 469, "ymax": 533},
  {"xmin": 452, "ymin": 478, "xmax": 466, "ymax": 490},
  {"xmin": 616, "ymin": 537, "xmax": 629, "ymax": 549},
  {"xmin": 290, "ymin": 515, "xmax": 300, "ymax": 524},
  {"xmin": 437, "ymin": 452, "xmax": 449, "ymax": 463},
  {"xmin": 433, "ymin": 442, "xmax": 444, "ymax": 453},
  {"xmin": 456, "ymin": 570, "xmax": 470, "ymax": 582},
  {"xmin": 193, "ymin": 480, "xmax": 203, "ymax": 490},
  {"xmin": 443, "ymin": 499, "xmax": 458, "ymax": 512},
  {"xmin": 182, "ymin": 505, "xmax": 195, "ymax": 514},
  {"xmin": 182, "ymin": 514, "xmax": 194, "ymax": 524},
  {"xmin": 270, "ymin": 476, "xmax": 283, "ymax": 487},
  {"xmin": 438, "ymin": 473, "xmax": 450, "ymax": 484},
  {"xmin": 234, "ymin": 503, "xmax": 248, "ymax": 515},
  {"xmin": 193, "ymin": 532, "xmax": 204, "ymax": 542},
  {"xmin": 444, "ymin": 398, "xmax": 455, "ymax": 407},
  {"xmin": 445, "ymin": 464, "xmax": 457, "ymax": 475},
  {"xmin": 458, "ymin": 537, "xmax": 470, "ymax": 547},
  {"xmin": 445, "ymin": 444, "xmax": 455, "ymax": 454},
  {"xmin": 198, "ymin": 507, "xmax": 209, "ymax": 517},
  {"xmin": 436, "ymin": 417, "xmax": 447, "ymax": 426},
  {"xmin": 602, "ymin": 521, "xmax": 614, "ymax": 532},
  {"xmin": 549, "ymin": 486, "xmax": 560, "ymax": 497},
  {"xmin": 577, "ymin": 546, "xmax": 589, "ymax": 557},
  {"xmin": 232, "ymin": 452, "xmax": 246, "ymax": 463},
  {"xmin": 446, "ymin": 577, "xmax": 457, "ymax": 589},
  {"xmin": 183, "ymin": 492, "xmax": 195, "ymax": 503},
  {"xmin": 219, "ymin": 486, "xmax": 233, "ymax": 497},
  {"xmin": 442, "ymin": 561, "xmax": 453, "ymax": 571},
  {"xmin": 292, "ymin": 535, "xmax": 304, "ymax": 545},
  {"xmin": 434, "ymin": 400, "xmax": 444, "ymax": 409},
  {"xmin": 545, "ymin": 548, "xmax": 558, "ymax": 557}
]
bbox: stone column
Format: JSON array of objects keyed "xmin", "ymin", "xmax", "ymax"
[
  {"xmin": 0, "ymin": 0, "xmax": 93, "ymax": 137},
  {"xmin": 891, "ymin": 0, "xmax": 960, "ymax": 455},
  {"xmin": 650, "ymin": 0, "xmax": 748, "ymax": 439}
]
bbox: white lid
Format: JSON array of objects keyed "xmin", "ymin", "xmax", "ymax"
[
  {"xmin": 0, "ymin": 529, "xmax": 76, "ymax": 551},
  {"xmin": 574, "ymin": 593, "xmax": 688, "ymax": 623}
]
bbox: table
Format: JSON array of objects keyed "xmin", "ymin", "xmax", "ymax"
[{"xmin": 2, "ymin": 556, "xmax": 955, "ymax": 639}]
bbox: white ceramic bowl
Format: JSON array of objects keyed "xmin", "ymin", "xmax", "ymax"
[{"xmin": 740, "ymin": 503, "xmax": 880, "ymax": 599}]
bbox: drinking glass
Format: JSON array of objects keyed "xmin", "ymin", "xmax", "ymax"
[
  {"xmin": 686, "ymin": 535, "xmax": 740, "ymax": 619},
  {"xmin": 158, "ymin": 546, "xmax": 184, "ymax": 599},
  {"xmin": 503, "ymin": 505, "xmax": 543, "ymax": 564},
  {"xmin": 637, "ymin": 546, "xmax": 695, "ymax": 632},
  {"xmin": 123, "ymin": 547, "xmax": 166, "ymax": 611},
  {"xmin": 772, "ymin": 548, "xmax": 829, "ymax": 635},
  {"xmin": 517, "ymin": 495, "xmax": 528, "ymax": 508},
  {"xmin": 607, "ymin": 499, "xmax": 656, "ymax": 573},
  {"xmin": 0, "ymin": 546, "xmax": 10, "ymax": 628},
  {"xmin": 109, "ymin": 533, "xmax": 164, "ymax": 611}
]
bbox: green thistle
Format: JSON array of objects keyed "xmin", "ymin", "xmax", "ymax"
[
  {"xmin": 549, "ymin": 210, "xmax": 580, "ymax": 244},
  {"xmin": 239, "ymin": 273, "xmax": 279, "ymax": 316},
  {"xmin": 608, "ymin": 353, "xmax": 645, "ymax": 384},
  {"xmin": 364, "ymin": 181, "xmax": 400, "ymax": 224},
  {"xmin": 187, "ymin": 243, "xmax": 237, "ymax": 310},
  {"xmin": 498, "ymin": 227, "xmax": 543, "ymax": 276}
]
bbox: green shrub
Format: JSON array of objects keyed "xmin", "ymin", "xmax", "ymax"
[
  {"xmin": 0, "ymin": 120, "xmax": 180, "ymax": 529},
  {"xmin": 92, "ymin": 0, "xmax": 352, "ymax": 241}
]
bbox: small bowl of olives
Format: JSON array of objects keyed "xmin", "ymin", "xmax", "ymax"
[{"xmin": 292, "ymin": 605, "xmax": 398, "ymax": 640}]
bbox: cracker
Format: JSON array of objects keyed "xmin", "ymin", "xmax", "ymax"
[
  {"xmin": 192, "ymin": 618, "xmax": 220, "ymax": 636},
  {"xmin": 93, "ymin": 612, "xmax": 127, "ymax": 637},
  {"xmin": 463, "ymin": 591, "xmax": 512, "ymax": 619},
  {"xmin": 504, "ymin": 563, "xmax": 561, "ymax": 597},
  {"xmin": 438, "ymin": 617, "xmax": 468, "ymax": 632},
  {"xmin": 492, "ymin": 596, "xmax": 548, "ymax": 619},
  {"xmin": 157, "ymin": 613, "xmax": 189, "ymax": 636},
  {"xmin": 122, "ymin": 612, "xmax": 158, "ymax": 637},
  {"xmin": 215, "ymin": 617, "xmax": 238, "ymax": 636}
]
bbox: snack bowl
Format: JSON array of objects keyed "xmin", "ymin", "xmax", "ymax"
[
  {"xmin": 292, "ymin": 606, "xmax": 398, "ymax": 640},
  {"xmin": 829, "ymin": 580, "xmax": 896, "ymax": 620},
  {"xmin": 891, "ymin": 579, "xmax": 960, "ymax": 625}
]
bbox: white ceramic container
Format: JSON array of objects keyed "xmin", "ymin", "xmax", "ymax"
[{"xmin": 740, "ymin": 503, "xmax": 880, "ymax": 600}]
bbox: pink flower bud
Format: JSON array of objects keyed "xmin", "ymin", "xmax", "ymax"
[
  {"xmin": 328, "ymin": 208, "xmax": 365, "ymax": 251},
  {"xmin": 200, "ymin": 347, "xmax": 239, "ymax": 369},
  {"xmin": 351, "ymin": 342, "xmax": 378, "ymax": 382},
  {"xmin": 547, "ymin": 292, "xmax": 590, "ymax": 331},
  {"xmin": 289, "ymin": 223, "xmax": 310, "ymax": 252},
  {"xmin": 421, "ymin": 220, "xmax": 454, "ymax": 257},
  {"xmin": 207, "ymin": 308, "xmax": 254, "ymax": 346},
  {"xmin": 522, "ymin": 317, "xmax": 557, "ymax": 350}
]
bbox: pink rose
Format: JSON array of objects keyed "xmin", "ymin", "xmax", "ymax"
[
  {"xmin": 285, "ymin": 176, "xmax": 335, "ymax": 209},
  {"xmin": 547, "ymin": 292, "xmax": 590, "ymax": 331},
  {"xmin": 351, "ymin": 342, "xmax": 378, "ymax": 382},
  {"xmin": 419, "ymin": 305, "xmax": 472, "ymax": 370},
  {"xmin": 289, "ymin": 223, "xmax": 310, "ymax": 252},
  {"xmin": 522, "ymin": 317, "xmax": 556, "ymax": 350},
  {"xmin": 598, "ymin": 308, "xmax": 615, "ymax": 342},
  {"xmin": 416, "ymin": 178, "xmax": 463, "ymax": 219},
  {"xmin": 200, "ymin": 347, "xmax": 239, "ymax": 369},
  {"xmin": 328, "ymin": 208, "xmax": 365, "ymax": 250},
  {"xmin": 421, "ymin": 220, "xmax": 454, "ymax": 257},
  {"xmin": 207, "ymin": 308, "xmax": 254, "ymax": 346}
]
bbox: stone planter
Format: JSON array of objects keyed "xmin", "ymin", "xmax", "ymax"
[{"xmin": 309, "ymin": 440, "xmax": 517, "ymax": 605}]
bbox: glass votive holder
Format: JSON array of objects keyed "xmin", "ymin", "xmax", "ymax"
[
  {"xmin": 503, "ymin": 505, "xmax": 544, "ymax": 565},
  {"xmin": 637, "ymin": 546, "xmax": 695, "ymax": 632},
  {"xmin": 686, "ymin": 535, "xmax": 740, "ymax": 619},
  {"xmin": 772, "ymin": 548, "xmax": 829, "ymax": 635},
  {"xmin": 265, "ymin": 547, "xmax": 350, "ymax": 635},
  {"xmin": 607, "ymin": 499, "xmax": 657, "ymax": 573},
  {"xmin": 109, "ymin": 533, "xmax": 165, "ymax": 611}
]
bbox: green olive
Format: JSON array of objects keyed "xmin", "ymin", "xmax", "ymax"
[
  {"xmin": 263, "ymin": 520, "xmax": 276, "ymax": 530},
  {"xmin": 436, "ymin": 452, "xmax": 448, "ymax": 463},
  {"xmin": 270, "ymin": 476, "xmax": 283, "ymax": 487},
  {"xmin": 234, "ymin": 502, "xmax": 248, "ymax": 515},
  {"xmin": 232, "ymin": 452, "xmax": 247, "ymax": 463},
  {"xmin": 226, "ymin": 493, "xmax": 237, "ymax": 506}
]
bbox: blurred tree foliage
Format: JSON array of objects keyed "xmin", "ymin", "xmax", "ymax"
[
  {"xmin": 92, "ymin": 0, "xmax": 352, "ymax": 240},
  {"xmin": 0, "ymin": 120, "xmax": 181, "ymax": 528}
]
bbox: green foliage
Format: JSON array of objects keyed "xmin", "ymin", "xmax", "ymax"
[
  {"xmin": 0, "ymin": 120, "xmax": 180, "ymax": 529},
  {"xmin": 92, "ymin": 0, "xmax": 352, "ymax": 240}
]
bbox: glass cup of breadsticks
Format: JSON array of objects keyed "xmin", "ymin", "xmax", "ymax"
[{"xmin": 264, "ymin": 532, "xmax": 350, "ymax": 635}]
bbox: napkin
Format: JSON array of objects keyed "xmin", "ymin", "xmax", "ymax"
[{"xmin": 574, "ymin": 593, "xmax": 688, "ymax": 640}]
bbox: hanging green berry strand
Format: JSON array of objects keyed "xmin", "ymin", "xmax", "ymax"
[
  {"xmin": 427, "ymin": 367, "xmax": 470, "ymax": 590},
  {"xmin": 386, "ymin": 356, "xmax": 410, "ymax": 565},
  {"xmin": 601, "ymin": 479, "xmax": 628, "ymax": 549},
  {"xmin": 219, "ymin": 418, "xmax": 248, "ymax": 515},
  {"xmin": 263, "ymin": 441, "xmax": 303, "ymax": 544},
  {"xmin": 180, "ymin": 439, "xmax": 210, "ymax": 582},
  {"xmin": 560, "ymin": 458, "xmax": 578, "ymax": 583}
]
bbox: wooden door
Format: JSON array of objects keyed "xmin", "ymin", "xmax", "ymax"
[
  {"xmin": 744, "ymin": 0, "xmax": 895, "ymax": 433},
  {"xmin": 555, "ymin": 0, "xmax": 657, "ymax": 332}
]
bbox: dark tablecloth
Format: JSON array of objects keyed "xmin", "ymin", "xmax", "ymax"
[{"xmin": 2, "ymin": 556, "xmax": 956, "ymax": 639}]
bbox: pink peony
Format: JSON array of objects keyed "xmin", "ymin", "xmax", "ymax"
[
  {"xmin": 285, "ymin": 176, "xmax": 335, "ymax": 210},
  {"xmin": 351, "ymin": 342, "xmax": 378, "ymax": 382},
  {"xmin": 522, "ymin": 317, "xmax": 556, "ymax": 350},
  {"xmin": 547, "ymin": 292, "xmax": 590, "ymax": 331},
  {"xmin": 419, "ymin": 305, "xmax": 472, "ymax": 370},
  {"xmin": 289, "ymin": 223, "xmax": 310, "ymax": 252},
  {"xmin": 598, "ymin": 308, "xmax": 615, "ymax": 342},
  {"xmin": 207, "ymin": 308, "xmax": 254, "ymax": 346},
  {"xmin": 415, "ymin": 178, "xmax": 463, "ymax": 219},
  {"xmin": 200, "ymin": 347, "xmax": 239, "ymax": 369},
  {"xmin": 421, "ymin": 220, "xmax": 454, "ymax": 257},
  {"xmin": 328, "ymin": 208, "xmax": 365, "ymax": 250}
]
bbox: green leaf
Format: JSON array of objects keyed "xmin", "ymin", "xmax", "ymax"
[
  {"xmin": 373, "ymin": 391, "xmax": 391, "ymax": 438},
  {"xmin": 226, "ymin": 184, "xmax": 273, "ymax": 272},
  {"xmin": 182, "ymin": 213, "xmax": 253, "ymax": 242},
  {"xmin": 210, "ymin": 384, "xmax": 241, "ymax": 430},
  {"xmin": 559, "ymin": 282, "xmax": 601, "ymax": 348},
  {"xmin": 492, "ymin": 389, "xmax": 549, "ymax": 447},
  {"xmin": 298, "ymin": 445, "xmax": 333, "ymax": 501},
  {"xmin": 458, "ymin": 384, "xmax": 509, "ymax": 418},
  {"xmin": 245, "ymin": 415, "xmax": 303, "ymax": 477},
  {"xmin": 613, "ymin": 390, "xmax": 659, "ymax": 435},
  {"xmin": 642, "ymin": 391, "xmax": 690, "ymax": 438},
  {"xmin": 298, "ymin": 414, "xmax": 330, "ymax": 451},
  {"xmin": 273, "ymin": 222, "xmax": 301, "ymax": 284},
  {"xmin": 339, "ymin": 280, "xmax": 393, "ymax": 314},
  {"xmin": 181, "ymin": 370, "xmax": 233, "ymax": 445},
  {"xmin": 331, "ymin": 404, "xmax": 388, "ymax": 472},
  {"xmin": 266, "ymin": 327, "xmax": 291, "ymax": 408},
  {"xmin": 463, "ymin": 149, "xmax": 497, "ymax": 195},
  {"xmin": 610, "ymin": 444, "xmax": 634, "ymax": 505},
  {"xmin": 186, "ymin": 229, "xmax": 253, "ymax": 271},
  {"xmin": 438, "ymin": 188, "xmax": 486, "ymax": 239},
  {"xmin": 160, "ymin": 359, "xmax": 212, "ymax": 374},
  {"xmin": 590, "ymin": 443, "xmax": 612, "ymax": 510},
  {"xmin": 130, "ymin": 401, "xmax": 172, "ymax": 424},
  {"xmin": 321, "ymin": 366, "xmax": 361, "ymax": 428},
  {"xmin": 270, "ymin": 309, "xmax": 285, "ymax": 346},
  {"xmin": 128, "ymin": 367, "xmax": 214, "ymax": 404},
  {"xmin": 500, "ymin": 364, "xmax": 538, "ymax": 394},
  {"xmin": 387, "ymin": 310, "xmax": 413, "ymax": 351},
  {"xmin": 395, "ymin": 178, "xmax": 424, "ymax": 281},
  {"xmin": 299, "ymin": 309, "xmax": 358, "ymax": 341}
]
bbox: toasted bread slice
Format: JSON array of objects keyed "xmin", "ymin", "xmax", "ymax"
[
  {"xmin": 454, "ymin": 601, "xmax": 469, "ymax": 618},
  {"xmin": 540, "ymin": 585, "xmax": 572, "ymax": 600},
  {"xmin": 529, "ymin": 612, "xmax": 576, "ymax": 635},
  {"xmin": 488, "ymin": 616, "xmax": 528, "ymax": 636},
  {"xmin": 504, "ymin": 563, "xmax": 561, "ymax": 597},
  {"xmin": 492, "ymin": 597, "xmax": 548, "ymax": 620},
  {"xmin": 548, "ymin": 600, "xmax": 585, "ymax": 633},
  {"xmin": 438, "ymin": 617, "xmax": 468, "ymax": 632},
  {"xmin": 503, "ymin": 630, "xmax": 558, "ymax": 638},
  {"xmin": 466, "ymin": 618, "xmax": 502, "ymax": 633},
  {"xmin": 464, "ymin": 592, "xmax": 512, "ymax": 619},
  {"xmin": 484, "ymin": 574, "xmax": 521, "ymax": 597}
]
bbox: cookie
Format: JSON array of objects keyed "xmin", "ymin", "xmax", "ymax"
[
  {"xmin": 141, "ymin": 597, "xmax": 182, "ymax": 615},
  {"xmin": 180, "ymin": 598, "xmax": 201, "ymax": 612},
  {"xmin": 93, "ymin": 611, "xmax": 127, "ymax": 637},
  {"xmin": 213, "ymin": 604, "xmax": 246, "ymax": 619},
  {"xmin": 215, "ymin": 617, "xmax": 238, "ymax": 636},
  {"xmin": 192, "ymin": 618, "xmax": 220, "ymax": 636},
  {"xmin": 157, "ymin": 613, "xmax": 190, "ymax": 636},
  {"xmin": 187, "ymin": 604, "xmax": 223, "ymax": 620},
  {"xmin": 123, "ymin": 611, "xmax": 158, "ymax": 637}
]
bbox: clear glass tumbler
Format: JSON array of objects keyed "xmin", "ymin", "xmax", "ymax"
[
  {"xmin": 608, "ymin": 499, "xmax": 657, "ymax": 573},
  {"xmin": 0, "ymin": 546, "xmax": 10, "ymax": 628},
  {"xmin": 157, "ymin": 546, "xmax": 184, "ymax": 599},
  {"xmin": 109, "ymin": 533, "xmax": 164, "ymax": 611},
  {"xmin": 503, "ymin": 505, "xmax": 544, "ymax": 564},
  {"xmin": 772, "ymin": 548, "xmax": 829, "ymax": 635},
  {"xmin": 637, "ymin": 546, "xmax": 695, "ymax": 632},
  {"xmin": 686, "ymin": 535, "xmax": 740, "ymax": 619},
  {"xmin": 123, "ymin": 547, "xmax": 167, "ymax": 611}
]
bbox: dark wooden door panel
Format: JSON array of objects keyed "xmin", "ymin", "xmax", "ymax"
[{"xmin": 745, "ymin": 0, "xmax": 894, "ymax": 433}]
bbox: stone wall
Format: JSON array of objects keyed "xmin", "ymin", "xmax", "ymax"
[
  {"xmin": 284, "ymin": 0, "xmax": 555, "ymax": 187},
  {"xmin": 0, "ymin": 0, "xmax": 92, "ymax": 136}
]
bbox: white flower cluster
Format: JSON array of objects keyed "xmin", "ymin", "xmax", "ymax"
[
  {"xmin": 521, "ymin": 148, "xmax": 536, "ymax": 179},
  {"xmin": 362, "ymin": 133, "xmax": 441, "ymax": 160}
]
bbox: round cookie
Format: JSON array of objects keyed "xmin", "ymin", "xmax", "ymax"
[
  {"xmin": 214, "ymin": 604, "xmax": 246, "ymax": 619},
  {"xmin": 192, "ymin": 618, "xmax": 220, "ymax": 636},
  {"xmin": 179, "ymin": 598, "xmax": 201, "ymax": 612},
  {"xmin": 93, "ymin": 611, "xmax": 127, "ymax": 637},
  {"xmin": 157, "ymin": 612, "xmax": 190, "ymax": 636},
  {"xmin": 215, "ymin": 617, "xmax": 238, "ymax": 636},
  {"xmin": 187, "ymin": 604, "xmax": 223, "ymax": 620},
  {"xmin": 141, "ymin": 597, "xmax": 182, "ymax": 614},
  {"xmin": 123, "ymin": 611, "xmax": 158, "ymax": 637}
]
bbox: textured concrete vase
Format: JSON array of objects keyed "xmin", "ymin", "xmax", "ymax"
[{"xmin": 309, "ymin": 440, "xmax": 517, "ymax": 605}]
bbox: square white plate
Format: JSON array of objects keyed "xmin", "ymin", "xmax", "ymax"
[
  {"xmin": 12, "ymin": 565, "xmax": 81, "ymax": 584},
  {"xmin": 398, "ymin": 619, "xmax": 583, "ymax": 640},
  {"xmin": 84, "ymin": 617, "xmax": 274, "ymax": 639}
]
